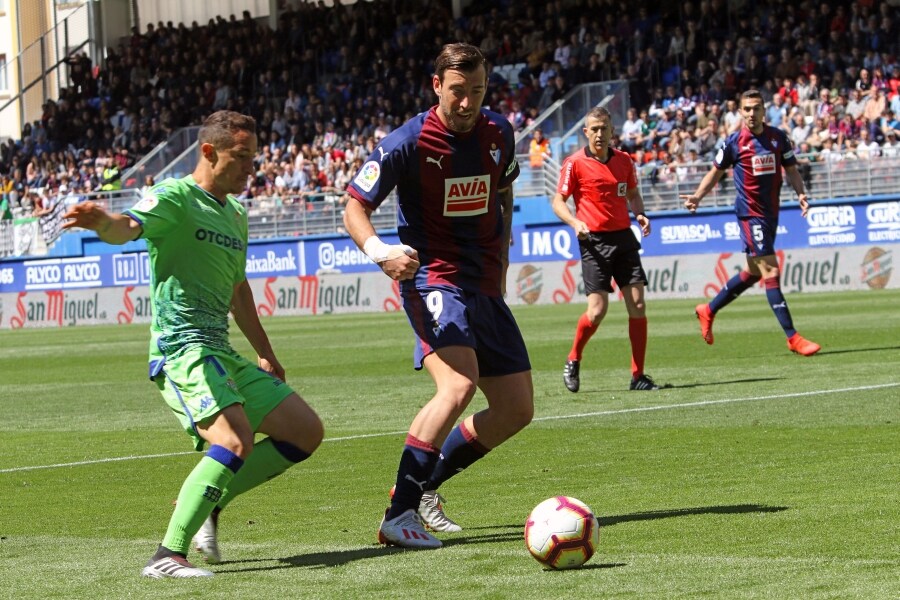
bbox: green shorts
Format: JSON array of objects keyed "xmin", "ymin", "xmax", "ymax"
[{"xmin": 154, "ymin": 347, "xmax": 296, "ymax": 450}]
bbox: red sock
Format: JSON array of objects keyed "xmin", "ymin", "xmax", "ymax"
[
  {"xmin": 568, "ymin": 313, "xmax": 599, "ymax": 361},
  {"xmin": 629, "ymin": 317, "xmax": 647, "ymax": 378}
]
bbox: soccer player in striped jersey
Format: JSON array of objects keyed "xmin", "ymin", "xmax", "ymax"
[
  {"xmin": 681, "ymin": 90, "xmax": 820, "ymax": 356},
  {"xmin": 344, "ymin": 43, "xmax": 533, "ymax": 549},
  {"xmin": 63, "ymin": 111, "xmax": 324, "ymax": 578},
  {"xmin": 552, "ymin": 106, "xmax": 659, "ymax": 393}
]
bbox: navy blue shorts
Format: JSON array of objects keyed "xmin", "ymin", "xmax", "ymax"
[
  {"xmin": 402, "ymin": 285, "xmax": 531, "ymax": 376},
  {"xmin": 738, "ymin": 216, "xmax": 778, "ymax": 256}
]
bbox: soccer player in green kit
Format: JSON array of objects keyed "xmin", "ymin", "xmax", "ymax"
[{"xmin": 63, "ymin": 111, "xmax": 324, "ymax": 578}]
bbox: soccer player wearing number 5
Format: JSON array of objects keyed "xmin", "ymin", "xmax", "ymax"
[
  {"xmin": 63, "ymin": 111, "xmax": 324, "ymax": 578},
  {"xmin": 552, "ymin": 106, "xmax": 659, "ymax": 393},
  {"xmin": 680, "ymin": 90, "xmax": 821, "ymax": 356},
  {"xmin": 344, "ymin": 43, "xmax": 533, "ymax": 549}
]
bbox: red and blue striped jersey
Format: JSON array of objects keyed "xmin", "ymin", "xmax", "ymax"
[
  {"xmin": 347, "ymin": 106, "xmax": 520, "ymax": 297},
  {"xmin": 714, "ymin": 125, "xmax": 797, "ymax": 221}
]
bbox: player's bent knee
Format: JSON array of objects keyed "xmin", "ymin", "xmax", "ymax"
[
  {"xmin": 303, "ymin": 412, "xmax": 325, "ymax": 451},
  {"xmin": 509, "ymin": 402, "xmax": 534, "ymax": 432},
  {"xmin": 209, "ymin": 433, "xmax": 254, "ymax": 459},
  {"xmin": 439, "ymin": 378, "xmax": 478, "ymax": 407}
]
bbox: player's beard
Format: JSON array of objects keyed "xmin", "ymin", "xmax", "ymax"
[{"xmin": 442, "ymin": 107, "xmax": 477, "ymax": 133}]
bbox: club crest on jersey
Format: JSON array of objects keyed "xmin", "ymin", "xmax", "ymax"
[
  {"xmin": 444, "ymin": 175, "xmax": 490, "ymax": 217},
  {"xmin": 490, "ymin": 143, "xmax": 501, "ymax": 165},
  {"xmin": 354, "ymin": 160, "xmax": 381, "ymax": 192},
  {"xmin": 617, "ymin": 182, "xmax": 627, "ymax": 196},
  {"xmin": 751, "ymin": 153, "xmax": 776, "ymax": 176}
]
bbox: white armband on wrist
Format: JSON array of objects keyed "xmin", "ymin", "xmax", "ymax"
[
  {"xmin": 363, "ymin": 236, "xmax": 391, "ymax": 263},
  {"xmin": 364, "ymin": 236, "xmax": 414, "ymax": 263}
]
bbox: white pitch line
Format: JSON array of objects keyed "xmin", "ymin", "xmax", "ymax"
[
  {"xmin": 532, "ymin": 382, "xmax": 900, "ymax": 422},
  {"xmin": 1, "ymin": 382, "xmax": 897, "ymax": 475}
]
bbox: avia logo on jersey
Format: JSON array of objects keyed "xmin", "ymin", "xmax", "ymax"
[
  {"xmin": 660, "ymin": 223, "xmax": 722, "ymax": 244},
  {"xmin": 444, "ymin": 175, "xmax": 491, "ymax": 217},
  {"xmin": 751, "ymin": 153, "xmax": 776, "ymax": 175}
]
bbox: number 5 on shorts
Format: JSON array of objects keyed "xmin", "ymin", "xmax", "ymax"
[{"xmin": 752, "ymin": 224, "xmax": 764, "ymax": 242}]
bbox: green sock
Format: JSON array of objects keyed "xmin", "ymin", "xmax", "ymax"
[
  {"xmin": 217, "ymin": 438, "xmax": 308, "ymax": 510},
  {"xmin": 161, "ymin": 455, "xmax": 236, "ymax": 554}
]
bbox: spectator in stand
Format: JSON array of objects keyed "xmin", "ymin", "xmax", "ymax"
[
  {"xmin": 646, "ymin": 109, "xmax": 676, "ymax": 151},
  {"xmin": 789, "ymin": 112, "xmax": 811, "ymax": 147},
  {"xmin": 864, "ymin": 87, "xmax": 887, "ymax": 123},
  {"xmin": 766, "ymin": 94, "xmax": 787, "ymax": 129},
  {"xmin": 621, "ymin": 108, "xmax": 645, "ymax": 153},
  {"xmin": 778, "ymin": 78, "xmax": 800, "ymax": 106},
  {"xmin": 846, "ymin": 88, "xmax": 867, "ymax": 120}
]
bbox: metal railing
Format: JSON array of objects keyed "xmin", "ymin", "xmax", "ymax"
[
  {"xmin": 121, "ymin": 127, "xmax": 201, "ymax": 188},
  {"xmin": 0, "ymin": 3, "xmax": 94, "ymax": 134},
  {"xmin": 514, "ymin": 80, "xmax": 631, "ymax": 157},
  {"xmin": 5, "ymin": 152, "xmax": 898, "ymax": 260},
  {"xmin": 514, "ymin": 152, "xmax": 900, "ymax": 211}
]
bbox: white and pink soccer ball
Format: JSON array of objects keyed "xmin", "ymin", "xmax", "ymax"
[{"xmin": 524, "ymin": 496, "xmax": 600, "ymax": 570}]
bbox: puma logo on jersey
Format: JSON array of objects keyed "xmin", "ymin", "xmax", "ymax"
[
  {"xmin": 404, "ymin": 475, "xmax": 428, "ymax": 491},
  {"xmin": 426, "ymin": 155, "xmax": 444, "ymax": 170},
  {"xmin": 444, "ymin": 175, "xmax": 490, "ymax": 217},
  {"xmin": 377, "ymin": 146, "xmax": 387, "ymax": 161},
  {"xmin": 741, "ymin": 143, "xmax": 754, "ymax": 152}
]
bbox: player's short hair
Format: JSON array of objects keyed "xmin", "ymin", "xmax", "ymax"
[
  {"xmin": 434, "ymin": 43, "xmax": 486, "ymax": 82},
  {"xmin": 585, "ymin": 106, "xmax": 612, "ymax": 122},
  {"xmin": 740, "ymin": 90, "xmax": 764, "ymax": 104},
  {"xmin": 198, "ymin": 110, "xmax": 256, "ymax": 149}
]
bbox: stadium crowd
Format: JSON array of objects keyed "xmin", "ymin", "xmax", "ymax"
[{"xmin": 2, "ymin": 0, "xmax": 900, "ymax": 223}]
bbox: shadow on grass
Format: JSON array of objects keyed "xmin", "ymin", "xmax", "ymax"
[
  {"xmin": 598, "ymin": 503, "xmax": 788, "ymax": 527},
  {"xmin": 662, "ymin": 377, "xmax": 783, "ymax": 389},
  {"xmin": 572, "ymin": 377, "xmax": 784, "ymax": 394},
  {"xmin": 808, "ymin": 345, "xmax": 900, "ymax": 356},
  {"xmin": 214, "ymin": 504, "xmax": 785, "ymax": 573}
]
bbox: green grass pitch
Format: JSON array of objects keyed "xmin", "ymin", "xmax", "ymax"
[{"xmin": 1, "ymin": 290, "xmax": 898, "ymax": 599}]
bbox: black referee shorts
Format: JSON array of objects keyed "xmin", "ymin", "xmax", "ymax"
[{"xmin": 578, "ymin": 228, "xmax": 648, "ymax": 294}]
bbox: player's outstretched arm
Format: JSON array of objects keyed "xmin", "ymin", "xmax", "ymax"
[
  {"xmin": 343, "ymin": 196, "xmax": 419, "ymax": 281},
  {"xmin": 62, "ymin": 201, "xmax": 141, "ymax": 244},
  {"xmin": 230, "ymin": 279, "xmax": 285, "ymax": 381},
  {"xmin": 679, "ymin": 166, "xmax": 725, "ymax": 212}
]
